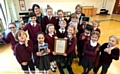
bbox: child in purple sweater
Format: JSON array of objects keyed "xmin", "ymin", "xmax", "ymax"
[
  {"xmin": 23, "ymin": 12, "xmax": 42, "ymax": 45},
  {"xmin": 0, "ymin": 22, "xmax": 18, "ymax": 51},
  {"xmin": 14, "ymin": 30, "xmax": 35, "ymax": 74}
]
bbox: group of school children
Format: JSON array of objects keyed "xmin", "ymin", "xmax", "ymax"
[{"xmin": 0, "ymin": 4, "xmax": 119, "ymax": 74}]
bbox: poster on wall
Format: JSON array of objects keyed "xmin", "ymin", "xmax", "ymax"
[
  {"xmin": 0, "ymin": 18, "xmax": 4, "ymax": 33},
  {"xmin": 19, "ymin": 0, "xmax": 26, "ymax": 11}
]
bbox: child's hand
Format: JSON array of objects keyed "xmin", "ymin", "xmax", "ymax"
[
  {"xmin": 52, "ymin": 52, "xmax": 57, "ymax": 55},
  {"xmin": 21, "ymin": 62, "xmax": 27, "ymax": 66},
  {"xmin": 46, "ymin": 49, "xmax": 50, "ymax": 53},
  {"xmin": 95, "ymin": 47, "xmax": 99, "ymax": 52},
  {"xmin": 81, "ymin": 36, "xmax": 85, "ymax": 40},
  {"xmin": 104, "ymin": 48, "xmax": 109, "ymax": 52},
  {"xmin": 79, "ymin": 20, "xmax": 82, "ymax": 25},
  {"xmin": 64, "ymin": 37, "xmax": 68, "ymax": 40},
  {"xmin": 36, "ymin": 50, "xmax": 44, "ymax": 56},
  {"xmin": 107, "ymin": 49, "xmax": 111, "ymax": 54},
  {"xmin": 0, "ymin": 33, "xmax": 3, "ymax": 38},
  {"xmin": 54, "ymin": 36, "xmax": 58, "ymax": 39},
  {"xmin": 63, "ymin": 53, "xmax": 67, "ymax": 56},
  {"xmin": 25, "ymin": 39, "xmax": 28, "ymax": 47}
]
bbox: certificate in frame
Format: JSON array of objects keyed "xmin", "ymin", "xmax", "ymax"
[{"xmin": 54, "ymin": 38, "xmax": 67, "ymax": 55}]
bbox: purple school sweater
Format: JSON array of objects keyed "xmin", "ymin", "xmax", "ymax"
[
  {"xmin": 23, "ymin": 23, "xmax": 42, "ymax": 44},
  {"xmin": 66, "ymin": 36, "xmax": 77, "ymax": 54},
  {"xmin": 100, "ymin": 43, "xmax": 119, "ymax": 65},
  {"xmin": 2, "ymin": 32, "xmax": 18, "ymax": 51},
  {"xmin": 45, "ymin": 33, "xmax": 56, "ymax": 53},
  {"xmin": 14, "ymin": 40, "xmax": 33, "ymax": 64},
  {"xmin": 83, "ymin": 41, "xmax": 100, "ymax": 62},
  {"xmin": 42, "ymin": 16, "xmax": 57, "ymax": 32}
]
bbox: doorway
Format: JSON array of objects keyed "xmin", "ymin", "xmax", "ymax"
[{"xmin": 113, "ymin": 0, "xmax": 120, "ymax": 14}]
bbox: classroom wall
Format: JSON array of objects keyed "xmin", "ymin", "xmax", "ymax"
[{"xmin": 14, "ymin": 0, "xmax": 116, "ymax": 19}]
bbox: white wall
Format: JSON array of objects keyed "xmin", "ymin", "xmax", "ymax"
[{"xmin": 14, "ymin": 0, "xmax": 116, "ymax": 19}]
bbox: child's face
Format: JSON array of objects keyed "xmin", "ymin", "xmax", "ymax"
[
  {"xmin": 108, "ymin": 37, "xmax": 117, "ymax": 47},
  {"xmin": 71, "ymin": 18, "xmax": 77, "ymax": 22},
  {"xmin": 37, "ymin": 34, "xmax": 45, "ymax": 44},
  {"xmin": 47, "ymin": 9, "xmax": 53, "ymax": 16},
  {"xmin": 9, "ymin": 24, "xmax": 17, "ymax": 33},
  {"xmin": 92, "ymin": 22, "xmax": 98, "ymax": 28},
  {"xmin": 18, "ymin": 33, "xmax": 27, "ymax": 42},
  {"xmin": 85, "ymin": 29, "xmax": 91, "ymax": 35},
  {"xmin": 76, "ymin": 7, "xmax": 81, "ymax": 14},
  {"xmin": 30, "ymin": 16, "xmax": 36, "ymax": 23},
  {"xmin": 67, "ymin": 27, "xmax": 74, "ymax": 35},
  {"xmin": 48, "ymin": 26, "xmax": 55, "ymax": 33},
  {"xmin": 59, "ymin": 22, "xmax": 66, "ymax": 29},
  {"xmin": 91, "ymin": 34, "xmax": 99, "ymax": 42},
  {"xmin": 34, "ymin": 6, "xmax": 41, "ymax": 14},
  {"xmin": 57, "ymin": 11, "xmax": 63, "ymax": 18}
]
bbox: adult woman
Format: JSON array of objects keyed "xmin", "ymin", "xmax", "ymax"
[
  {"xmin": 32, "ymin": 4, "xmax": 44, "ymax": 26},
  {"xmin": 68, "ymin": 4, "xmax": 85, "ymax": 23}
]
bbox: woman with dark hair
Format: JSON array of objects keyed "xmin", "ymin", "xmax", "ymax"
[
  {"xmin": 68, "ymin": 4, "xmax": 85, "ymax": 23},
  {"xmin": 32, "ymin": 4, "xmax": 44, "ymax": 27}
]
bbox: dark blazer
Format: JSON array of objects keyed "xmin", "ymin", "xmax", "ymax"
[{"xmin": 100, "ymin": 43, "xmax": 119, "ymax": 65}]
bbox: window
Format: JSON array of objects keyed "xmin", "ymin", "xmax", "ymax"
[{"xmin": 0, "ymin": 3, "xmax": 7, "ymax": 29}]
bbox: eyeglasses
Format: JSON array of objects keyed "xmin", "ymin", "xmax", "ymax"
[{"xmin": 9, "ymin": 27, "xmax": 15, "ymax": 29}]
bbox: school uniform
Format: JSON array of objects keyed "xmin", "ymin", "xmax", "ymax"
[
  {"xmin": 56, "ymin": 28, "xmax": 67, "ymax": 62},
  {"xmin": 34, "ymin": 42, "xmax": 50, "ymax": 70},
  {"xmin": 14, "ymin": 40, "xmax": 35, "ymax": 72},
  {"xmin": 93, "ymin": 27, "xmax": 101, "ymax": 34},
  {"xmin": 68, "ymin": 13, "xmax": 85, "ymax": 23},
  {"xmin": 76, "ymin": 24, "xmax": 86, "ymax": 39},
  {"xmin": 23, "ymin": 22, "xmax": 42, "ymax": 44},
  {"xmin": 82, "ymin": 40, "xmax": 100, "ymax": 74},
  {"xmin": 42, "ymin": 16, "xmax": 57, "ymax": 33},
  {"xmin": 56, "ymin": 17, "xmax": 68, "ymax": 30},
  {"xmin": 78, "ymin": 33, "xmax": 91, "ymax": 64},
  {"xmin": 76, "ymin": 23, "xmax": 87, "ymax": 59},
  {"xmin": 45, "ymin": 33, "xmax": 57, "ymax": 62},
  {"xmin": 56, "ymin": 28, "xmax": 67, "ymax": 38},
  {"xmin": 2, "ymin": 31, "xmax": 18, "ymax": 51},
  {"xmin": 64, "ymin": 35, "xmax": 77, "ymax": 74},
  {"xmin": 93, "ymin": 43, "xmax": 119, "ymax": 74}
]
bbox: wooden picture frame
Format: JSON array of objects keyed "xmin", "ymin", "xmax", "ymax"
[
  {"xmin": 54, "ymin": 38, "xmax": 67, "ymax": 55},
  {"xmin": 19, "ymin": 0, "xmax": 26, "ymax": 11}
]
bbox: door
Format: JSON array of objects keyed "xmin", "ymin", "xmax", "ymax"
[{"xmin": 113, "ymin": 0, "xmax": 120, "ymax": 14}]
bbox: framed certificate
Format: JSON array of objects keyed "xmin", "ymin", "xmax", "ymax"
[{"xmin": 54, "ymin": 38, "xmax": 67, "ymax": 55}]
